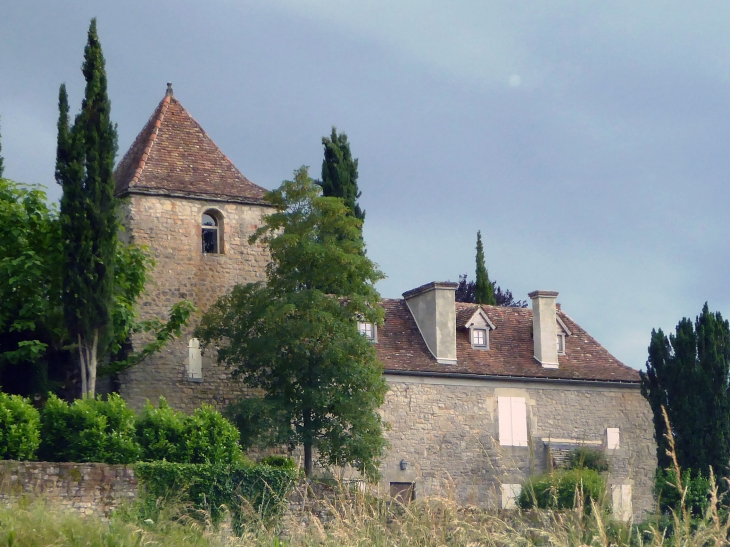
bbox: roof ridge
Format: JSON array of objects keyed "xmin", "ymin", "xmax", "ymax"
[{"xmin": 129, "ymin": 95, "xmax": 170, "ymax": 189}]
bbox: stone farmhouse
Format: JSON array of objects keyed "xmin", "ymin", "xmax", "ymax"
[{"xmin": 113, "ymin": 86, "xmax": 656, "ymax": 520}]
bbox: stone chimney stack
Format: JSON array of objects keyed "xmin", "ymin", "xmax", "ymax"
[
  {"xmin": 403, "ymin": 282, "xmax": 458, "ymax": 365},
  {"xmin": 528, "ymin": 290, "xmax": 560, "ymax": 368}
]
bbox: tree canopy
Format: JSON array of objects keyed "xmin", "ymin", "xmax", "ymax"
[
  {"xmin": 319, "ymin": 127, "xmax": 364, "ymax": 222},
  {"xmin": 640, "ymin": 303, "xmax": 730, "ymax": 481},
  {"xmin": 196, "ymin": 166, "xmax": 388, "ymax": 479},
  {"xmin": 474, "ymin": 231, "xmax": 496, "ymax": 305},
  {"xmin": 454, "ymin": 275, "xmax": 527, "ymax": 308}
]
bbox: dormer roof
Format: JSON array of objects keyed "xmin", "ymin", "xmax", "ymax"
[
  {"xmin": 377, "ymin": 300, "xmax": 640, "ymax": 383},
  {"xmin": 458, "ymin": 307, "xmax": 496, "ymax": 330},
  {"xmin": 114, "ymin": 85, "xmax": 268, "ymax": 204}
]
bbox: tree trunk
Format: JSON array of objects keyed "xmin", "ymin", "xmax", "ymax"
[
  {"xmin": 78, "ymin": 334, "xmax": 88, "ymax": 398},
  {"xmin": 88, "ymin": 329, "xmax": 98, "ymax": 398},
  {"xmin": 303, "ymin": 409, "xmax": 313, "ymax": 477}
]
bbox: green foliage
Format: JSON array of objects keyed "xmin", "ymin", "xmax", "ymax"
[
  {"xmin": 0, "ymin": 117, "xmax": 4, "ymax": 178},
  {"xmin": 568, "ymin": 447, "xmax": 609, "ymax": 472},
  {"xmin": 225, "ymin": 396, "xmax": 294, "ymax": 451},
  {"xmin": 654, "ymin": 468, "xmax": 711, "ymax": 517},
  {"xmin": 137, "ymin": 397, "xmax": 244, "ymax": 464},
  {"xmin": 196, "ymin": 166, "xmax": 388, "ymax": 479},
  {"xmin": 319, "ymin": 127, "xmax": 364, "ymax": 222},
  {"xmin": 474, "ymin": 231, "xmax": 496, "ymax": 306},
  {"xmin": 38, "ymin": 393, "xmax": 140, "ymax": 463},
  {"xmin": 0, "ymin": 393, "xmax": 40, "ymax": 460},
  {"xmin": 640, "ymin": 303, "xmax": 730, "ymax": 480},
  {"xmin": 134, "ymin": 461, "xmax": 297, "ymax": 529},
  {"xmin": 260, "ymin": 455, "xmax": 297, "ymax": 470},
  {"xmin": 518, "ymin": 469, "xmax": 606, "ymax": 512}
]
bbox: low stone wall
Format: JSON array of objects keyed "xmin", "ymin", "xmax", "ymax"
[{"xmin": 0, "ymin": 461, "xmax": 137, "ymax": 517}]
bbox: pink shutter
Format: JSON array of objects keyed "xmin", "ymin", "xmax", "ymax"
[{"xmin": 498, "ymin": 397, "xmax": 513, "ymax": 446}]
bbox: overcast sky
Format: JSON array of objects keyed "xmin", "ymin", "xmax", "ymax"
[{"xmin": 2, "ymin": 1, "xmax": 729, "ymax": 370}]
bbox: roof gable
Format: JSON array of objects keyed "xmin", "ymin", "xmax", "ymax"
[{"xmin": 114, "ymin": 88, "xmax": 268, "ymax": 203}]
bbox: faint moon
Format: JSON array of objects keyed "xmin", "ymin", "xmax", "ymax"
[{"xmin": 509, "ymin": 74, "xmax": 521, "ymax": 87}]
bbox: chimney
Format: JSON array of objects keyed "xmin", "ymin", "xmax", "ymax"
[
  {"xmin": 528, "ymin": 290, "xmax": 559, "ymax": 368},
  {"xmin": 403, "ymin": 282, "xmax": 457, "ymax": 365}
]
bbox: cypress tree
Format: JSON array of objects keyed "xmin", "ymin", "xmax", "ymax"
[
  {"xmin": 640, "ymin": 303, "xmax": 730, "ymax": 480},
  {"xmin": 56, "ymin": 19, "xmax": 118, "ymax": 398},
  {"xmin": 319, "ymin": 127, "xmax": 364, "ymax": 222},
  {"xmin": 0, "ymin": 117, "xmax": 5, "ymax": 178},
  {"xmin": 474, "ymin": 231, "xmax": 496, "ymax": 305}
]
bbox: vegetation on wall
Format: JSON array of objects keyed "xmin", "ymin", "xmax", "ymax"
[
  {"xmin": 196, "ymin": 166, "xmax": 388, "ymax": 479},
  {"xmin": 518, "ymin": 468, "xmax": 606, "ymax": 512},
  {"xmin": 640, "ymin": 303, "xmax": 730, "ymax": 484}
]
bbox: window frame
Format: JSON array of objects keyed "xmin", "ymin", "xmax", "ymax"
[
  {"xmin": 187, "ymin": 338, "xmax": 203, "ymax": 382},
  {"xmin": 201, "ymin": 209, "xmax": 223, "ymax": 254},
  {"xmin": 357, "ymin": 321, "xmax": 377, "ymax": 343},
  {"xmin": 557, "ymin": 333, "xmax": 566, "ymax": 355},
  {"xmin": 471, "ymin": 327, "xmax": 489, "ymax": 349}
]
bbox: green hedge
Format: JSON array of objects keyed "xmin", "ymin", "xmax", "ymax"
[
  {"xmin": 518, "ymin": 468, "xmax": 606, "ymax": 512},
  {"xmin": 0, "ymin": 393, "xmax": 40, "ymax": 460},
  {"xmin": 134, "ymin": 461, "xmax": 298, "ymax": 530}
]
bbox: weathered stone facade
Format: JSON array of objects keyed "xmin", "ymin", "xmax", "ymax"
[
  {"xmin": 117, "ymin": 194, "xmax": 271, "ymax": 413},
  {"xmin": 0, "ymin": 461, "xmax": 137, "ymax": 517},
  {"xmin": 379, "ymin": 375, "xmax": 656, "ymax": 520}
]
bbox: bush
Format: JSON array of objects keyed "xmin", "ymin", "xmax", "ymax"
[
  {"xmin": 184, "ymin": 404, "xmax": 243, "ymax": 464},
  {"xmin": 568, "ymin": 447, "xmax": 609, "ymax": 472},
  {"xmin": 518, "ymin": 468, "xmax": 605, "ymax": 512},
  {"xmin": 0, "ymin": 393, "xmax": 40, "ymax": 460},
  {"xmin": 260, "ymin": 454, "xmax": 297, "ymax": 470},
  {"xmin": 136, "ymin": 397, "xmax": 187, "ymax": 462},
  {"xmin": 655, "ymin": 468, "xmax": 710, "ymax": 517},
  {"xmin": 38, "ymin": 394, "xmax": 140, "ymax": 463},
  {"xmin": 134, "ymin": 461, "xmax": 297, "ymax": 530}
]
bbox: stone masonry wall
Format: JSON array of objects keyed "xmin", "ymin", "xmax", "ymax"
[
  {"xmin": 0, "ymin": 461, "xmax": 137, "ymax": 517},
  {"xmin": 379, "ymin": 375, "xmax": 656, "ymax": 520},
  {"xmin": 117, "ymin": 194, "xmax": 272, "ymax": 413}
]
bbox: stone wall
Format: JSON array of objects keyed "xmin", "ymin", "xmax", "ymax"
[
  {"xmin": 117, "ymin": 194, "xmax": 271, "ymax": 413},
  {"xmin": 378, "ymin": 374, "xmax": 656, "ymax": 520},
  {"xmin": 0, "ymin": 461, "xmax": 137, "ymax": 517}
]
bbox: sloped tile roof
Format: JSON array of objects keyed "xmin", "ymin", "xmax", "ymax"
[
  {"xmin": 114, "ymin": 90, "xmax": 267, "ymax": 203},
  {"xmin": 377, "ymin": 299, "xmax": 640, "ymax": 383}
]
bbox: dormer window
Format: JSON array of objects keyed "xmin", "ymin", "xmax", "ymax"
[
  {"xmin": 557, "ymin": 333, "xmax": 566, "ymax": 355},
  {"xmin": 556, "ymin": 316, "xmax": 571, "ymax": 356},
  {"xmin": 358, "ymin": 321, "xmax": 377, "ymax": 342},
  {"xmin": 472, "ymin": 328, "xmax": 488, "ymax": 348},
  {"xmin": 202, "ymin": 210, "xmax": 223, "ymax": 254}
]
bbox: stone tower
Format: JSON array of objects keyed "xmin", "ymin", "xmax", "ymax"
[{"xmin": 113, "ymin": 84, "xmax": 272, "ymax": 412}]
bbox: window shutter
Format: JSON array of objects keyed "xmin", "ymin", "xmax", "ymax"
[
  {"xmin": 498, "ymin": 397, "xmax": 513, "ymax": 446},
  {"xmin": 607, "ymin": 428, "xmax": 620, "ymax": 450},
  {"xmin": 501, "ymin": 484, "xmax": 521, "ymax": 509},
  {"xmin": 188, "ymin": 338, "xmax": 203, "ymax": 381},
  {"xmin": 612, "ymin": 484, "xmax": 632, "ymax": 521},
  {"xmin": 511, "ymin": 397, "xmax": 528, "ymax": 446}
]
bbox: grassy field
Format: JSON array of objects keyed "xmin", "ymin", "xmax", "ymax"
[{"xmin": 1, "ymin": 483, "xmax": 729, "ymax": 547}]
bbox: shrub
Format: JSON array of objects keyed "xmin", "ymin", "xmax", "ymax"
[
  {"xmin": 0, "ymin": 393, "xmax": 40, "ymax": 460},
  {"xmin": 184, "ymin": 404, "xmax": 244, "ymax": 464},
  {"xmin": 136, "ymin": 397, "xmax": 187, "ymax": 462},
  {"xmin": 38, "ymin": 394, "xmax": 140, "ymax": 463},
  {"xmin": 134, "ymin": 461, "xmax": 297, "ymax": 530},
  {"xmin": 655, "ymin": 468, "xmax": 710, "ymax": 517},
  {"xmin": 518, "ymin": 468, "xmax": 605, "ymax": 512},
  {"xmin": 260, "ymin": 454, "xmax": 297, "ymax": 470},
  {"xmin": 568, "ymin": 447, "xmax": 609, "ymax": 472}
]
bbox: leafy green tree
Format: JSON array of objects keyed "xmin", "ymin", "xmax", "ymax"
[
  {"xmin": 454, "ymin": 274, "xmax": 527, "ymax": 307},
  {"xmin": 640, "ymin": 303, "xmax": 730, "ymax": 481},
  {"xmin": 55, "ymin": 19, "xmax": 119, "ymax": 398},
  {"xmin": 319, "ymin": 127, "xmax": 364, "ymax": 222},
  {"xmin": 0, "ymin": 117, "xmax": 5, "ymax": 178},
  {"xmin": 474, "ymin": 231, "xmax": 496, "ymax": 305},
  {"xmin": 197, "ymin": 166, "xmax": 388, "ymax": 479}
]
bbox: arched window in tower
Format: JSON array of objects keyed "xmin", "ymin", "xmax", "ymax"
[{"xmin": 201, "ymin": 210, "xmax": 223, "ymax": 254}]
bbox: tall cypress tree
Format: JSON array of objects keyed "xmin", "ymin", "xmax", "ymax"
[
  {"xmin": 640, "ymin": 303, "xmax": 730, "ymax": 480},
  {"xmin": 474, "ymin": 231, "xmax": 496, "ymax": 305},
  {"xmin": 319, "ymin": 127, "xmax": 364, "ymax": 222},
  {"xmin": 56, "ymin": 19, "xmax": 118, "ymax": 398},
  {"xmin": 0, "ymin": 117, "xmax": 5, "ymax": 178}
]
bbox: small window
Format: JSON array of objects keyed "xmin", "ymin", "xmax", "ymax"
[
  {"xmin": 606, "ymin": 428, "xmax": 620, "ymax": 450},
  {"xmin": 202, "ymin": 211, "xmax": 222, "ymax": 254},
  {"xmin": 557, "ymin": 334, "xmax": 566, "ymax": 355},
  {"xmin": 498, "ymin": 396, "xmax": 528, "ymax": 447},
  {"xmin": 390, "ymin": 482, "xmax": 415, "ymax": 503},
  {"xmin": 187, "ymin": 338, "xmax": 203, "ymax": 382},
  {"xmin": 472, "ymin": 328, "xmax": 488, "ymax": 348},
  {"xmin": 358, "ymin": 321, "xmax": 377, "ymax": 342},
  {"xmin": 612, "ymin": 484, "xmax": 632, "ymax": 521},
  {"xmin": 501, "ymin": 484, "xmax": 521, "ymax": 509}
]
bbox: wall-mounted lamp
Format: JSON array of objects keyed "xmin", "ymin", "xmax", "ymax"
[{"xmin": 400, "ymin": 459, "xmax": 407, "ymax": 471}]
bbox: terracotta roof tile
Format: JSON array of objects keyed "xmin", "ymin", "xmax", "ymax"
[
  {"xmin": 377, "ymin": 299, "xmax": 640, "ymax": 383},
  {"xmin": 114, "ymin": 90, "xmax": 267, "ymax": 203}
]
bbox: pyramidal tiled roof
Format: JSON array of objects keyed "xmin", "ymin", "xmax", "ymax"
[{"xmin": 114, "ymin": 85, "xmax": 268, "ymax": 203}]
